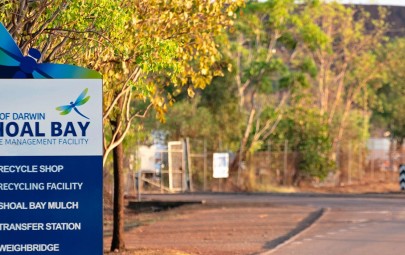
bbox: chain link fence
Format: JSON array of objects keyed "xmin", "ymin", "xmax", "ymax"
[
  {"xmin": 103, "ymin": 138, "xmax": 405, "ymax": 197},
  {"xmin": 185, "ymin": 138, "xmax": 404, "ymax": 191}
]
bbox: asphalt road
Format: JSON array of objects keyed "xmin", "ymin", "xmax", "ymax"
[
  {"xmin": 142, "ymin": 192, "xmax": 405, "ymax": 254},
  {"xmin": 268, "ymin": 210, "xmax": 405, "ymax": 255}
]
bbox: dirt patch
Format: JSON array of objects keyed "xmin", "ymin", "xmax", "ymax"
[
  {"xmin": 103, "ymin": 180, "xmax": 401, "ymax": 254},
  {"xmin": 104, "ymin": 203, "xmax": 317, "ymax": 255}
]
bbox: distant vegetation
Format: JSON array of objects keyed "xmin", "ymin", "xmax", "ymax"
[
  {"xmin": 2, "ymin": 0, "xmax": 404, "ymax": 251},
  {"xmin": 145, "ymin": 1, "xmax": 405, "ymax": 184}
]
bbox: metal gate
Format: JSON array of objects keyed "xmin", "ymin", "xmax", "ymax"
[{"xmin": 168, "ymin": 141, "xmax": 186, "ymax": 191}]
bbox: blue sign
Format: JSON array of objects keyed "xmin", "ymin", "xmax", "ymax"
[
  {"xmin": 0, "ymin": 80, "xmax": 103, "ymax": 254},
  {"xmin": 0, "ymin": 156, "xmax": 102, "ymax": 254},
  {"xmin": 0, "ymin": 22, "xmax": 103, "ymax": 254}
]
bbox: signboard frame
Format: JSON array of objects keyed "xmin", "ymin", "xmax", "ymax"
[{"xmin": 0, "ymin": 79, "xmax": 103, "ymax": 254}]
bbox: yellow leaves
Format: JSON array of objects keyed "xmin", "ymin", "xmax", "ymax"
[
  {"xmin": 185, "ymin": 1, "xmax": 193, "ymax": 10},
  {"xmin": 121, "ymin": 61, "xmax": 129, "ymax": 74},
  {"xmin": 180, "ymin": 77, "xmax": 188, "ymax": 85},
  {"xmin": 131, "ymin": 17, "xmax": 138, "ymax": 25},
  {"xmin": 146, "ymin": 83, "xmax": 156, "ymax": 94},
  {"xmin": 213, "ymin": 69, "xmax": 224, "ymax": 77},
  {"xmin": 154, "ymin": 97, "xmax": 165, "ymax": 107},
  {"xmin": 108, "ymin": 69, "xmax": 115, "ymax": 77},
  {"xmin": 187, "ymin": 87, "xmax": 195, "ymax": 97},
  {"xmin": 227, "ymin": 63, "xmax": 233, "ymax": 72},
  {"xmin": 114, "ymin": 73, "xmax": 122, "ymax": 79},
  {"xmin": 97, "ymin": 0, "xmax": 243, "ymax": 118}
]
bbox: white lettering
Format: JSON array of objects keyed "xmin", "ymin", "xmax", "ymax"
[
  {"xmin": 39, "ymin": 165, "xmax": 63, "ymax": 173},
  {"xmin": 29, "ymin": 202, "xmax": 46, "ymax": 210},
  {"xmin": 46, "ymin": 182, "xmax": 83, "ymax": 190},
  {"xmin": 0, "ymin": 223, "xmax": 44, "ymax": 231},
  {"xmin": 0, "ymin": 183, "xmax": 45, "ymax": 191},
  {"xmin": 0, "ymin": 202, "xmax": 28, "ymax": 210},
  {"xmin": 48, "ymin": 201, "xmax": 79, "ymax": 210},
  {"xmin": 0, "ymin": 165, "xmax": 38, "ymax": 173},
  {"xmin": 0, "ymin": 243, "xmax": 59, "ymax": 252},
  {"xmin": 46, "ymin": 222, "xmax": 81, "ymax": 231}
]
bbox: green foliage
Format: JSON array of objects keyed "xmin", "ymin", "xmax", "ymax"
[
  {"xmin": 371, "ymin": 38, "xmax": 405, "ymax": 144},
  {"xmin": 221, "ymin": 0, "xmax": 327, "ymax": 167},
  {"xmin": 157, "ymin": 67, "xmax": 244, "ymax": 152},
  {"xmin": 151, "ymin": 1, "xmax": 393, "ymax": 185},
  {"xmin": 159, "ymin": 98, "xmax": 215, "ymax": 140},
  {"xmin": 274, "ymin": 106, "xmax": 335, "ymax": 181}
]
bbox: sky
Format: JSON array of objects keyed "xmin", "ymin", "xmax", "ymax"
[
  {"xmin": 260, "ymin": 0, "xmax": 405, "ymax": 6},
  {"xmin": 328, "ymin": 0, "xmax": 405, "ymax": 6}
]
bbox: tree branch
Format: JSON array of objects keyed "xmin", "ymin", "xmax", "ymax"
[{"xmin": 103, "ymin": 67, "xmax": 142, "ymax": 121}]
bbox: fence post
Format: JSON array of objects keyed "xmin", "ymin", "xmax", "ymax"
[
  {"xmin": 186, "ymin": 137, "xmax": 193, "ymax": 192},
  {"xmin": 348, "ymin": 142, "xmax": 352, "ymax": 184},
  {"xmin": 203, "ymin": 139, "xmax": 207, "ymax": 191},
  {"xmin": 371, "ymin": 140, "xmax": 375, "ymax": 179},
  {"xmin": 267, "ymin": 140, "xmax": 271, "ymax": 164},
  {"xmin": 359, "ymin": 143, "xmax": 363, "ymax": 183},
  {"xmin": 284, "ymin": 140, "xmax": 288, "ymax": 185},
  {"xmin": 336, "ymin": 141, "xmax": 340, "ymax": 186}
]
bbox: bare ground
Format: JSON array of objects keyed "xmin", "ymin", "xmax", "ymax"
[
  {"xmin": 103, "ymin": 180, "xmax": 401, "ymax": 255},
  {"xmin": 104, "ymin": 203, "xmax": 319, "ymax": 255}
]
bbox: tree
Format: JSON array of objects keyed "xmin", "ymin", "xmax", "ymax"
[
  {"xmin": 271, "ymin": 104, "xmax": 335, "ymax": 185},
  {"xmin": 224, "ymin": 0, "xmax": 326, "ymax": 181},
  {"xmin": 371, "ymin": 38, "xmax": 405, "ymax": 147},
  {"xmin": 101, "ymin": 1, "xmax": 244, "ymax": 251},
  {"xmin": 204, "ymin": 1, "xmax": 390, "ymax": 184},
  {"xmin": 1, "ymin": 1, "xmax": 132, "ymax": 252},
  {"xmin": 299, "ymin": 3, "xmax": 388, "ymax": 148},
  {"xmin": 158, "ymin": 98, "xmax": 214, "ymax": 140},
  {"xmin": 1, "ymin": 0, "xmax": 244, "ymax": 251},
  {"xmin": 159, "ymin": 63, "xmax": 244, "ymax": 151}
]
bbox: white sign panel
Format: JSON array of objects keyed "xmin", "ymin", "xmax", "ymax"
[
  {"xmin": 0, "ymin": 79, "xmax": 102, "ymax": 156},
  {"xmin": 213, "ymin": 153, "xmax": 229, "ymax": 178}
]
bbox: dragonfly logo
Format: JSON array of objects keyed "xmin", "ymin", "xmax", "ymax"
[{"xmin": 56, "ymin": 88, "xmax": 90, "ymax": 120}]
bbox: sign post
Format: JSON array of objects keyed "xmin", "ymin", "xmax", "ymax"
[
  {"xmin": 400, "ymin": 164, "xmax": 405, "ymax": 191},
  {"xmin": 0, "ymin": 79, "xmax": 103, "ymax": 254}
]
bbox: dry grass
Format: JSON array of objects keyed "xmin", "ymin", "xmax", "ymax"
[{"xmin": 299, "ymin": 180, "xmax": 400, "ymax": 194}]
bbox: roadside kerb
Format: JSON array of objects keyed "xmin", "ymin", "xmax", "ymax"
[{"xmin": 260, "ymin": 207, "xmax": 329, "ymax": 255}]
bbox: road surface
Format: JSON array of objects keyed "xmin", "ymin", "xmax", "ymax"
[{"xmin": 141, "ymin": 193, "xmax": 405, "ymax": 254}]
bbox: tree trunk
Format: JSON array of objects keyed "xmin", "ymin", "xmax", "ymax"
[
  {"xmin": 110, "ymin": 132, "xmax": 125, "ymax": 251},
  {"xmin": 110, "ymin": 103, "xmax": 126, "ymax": 252}
]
